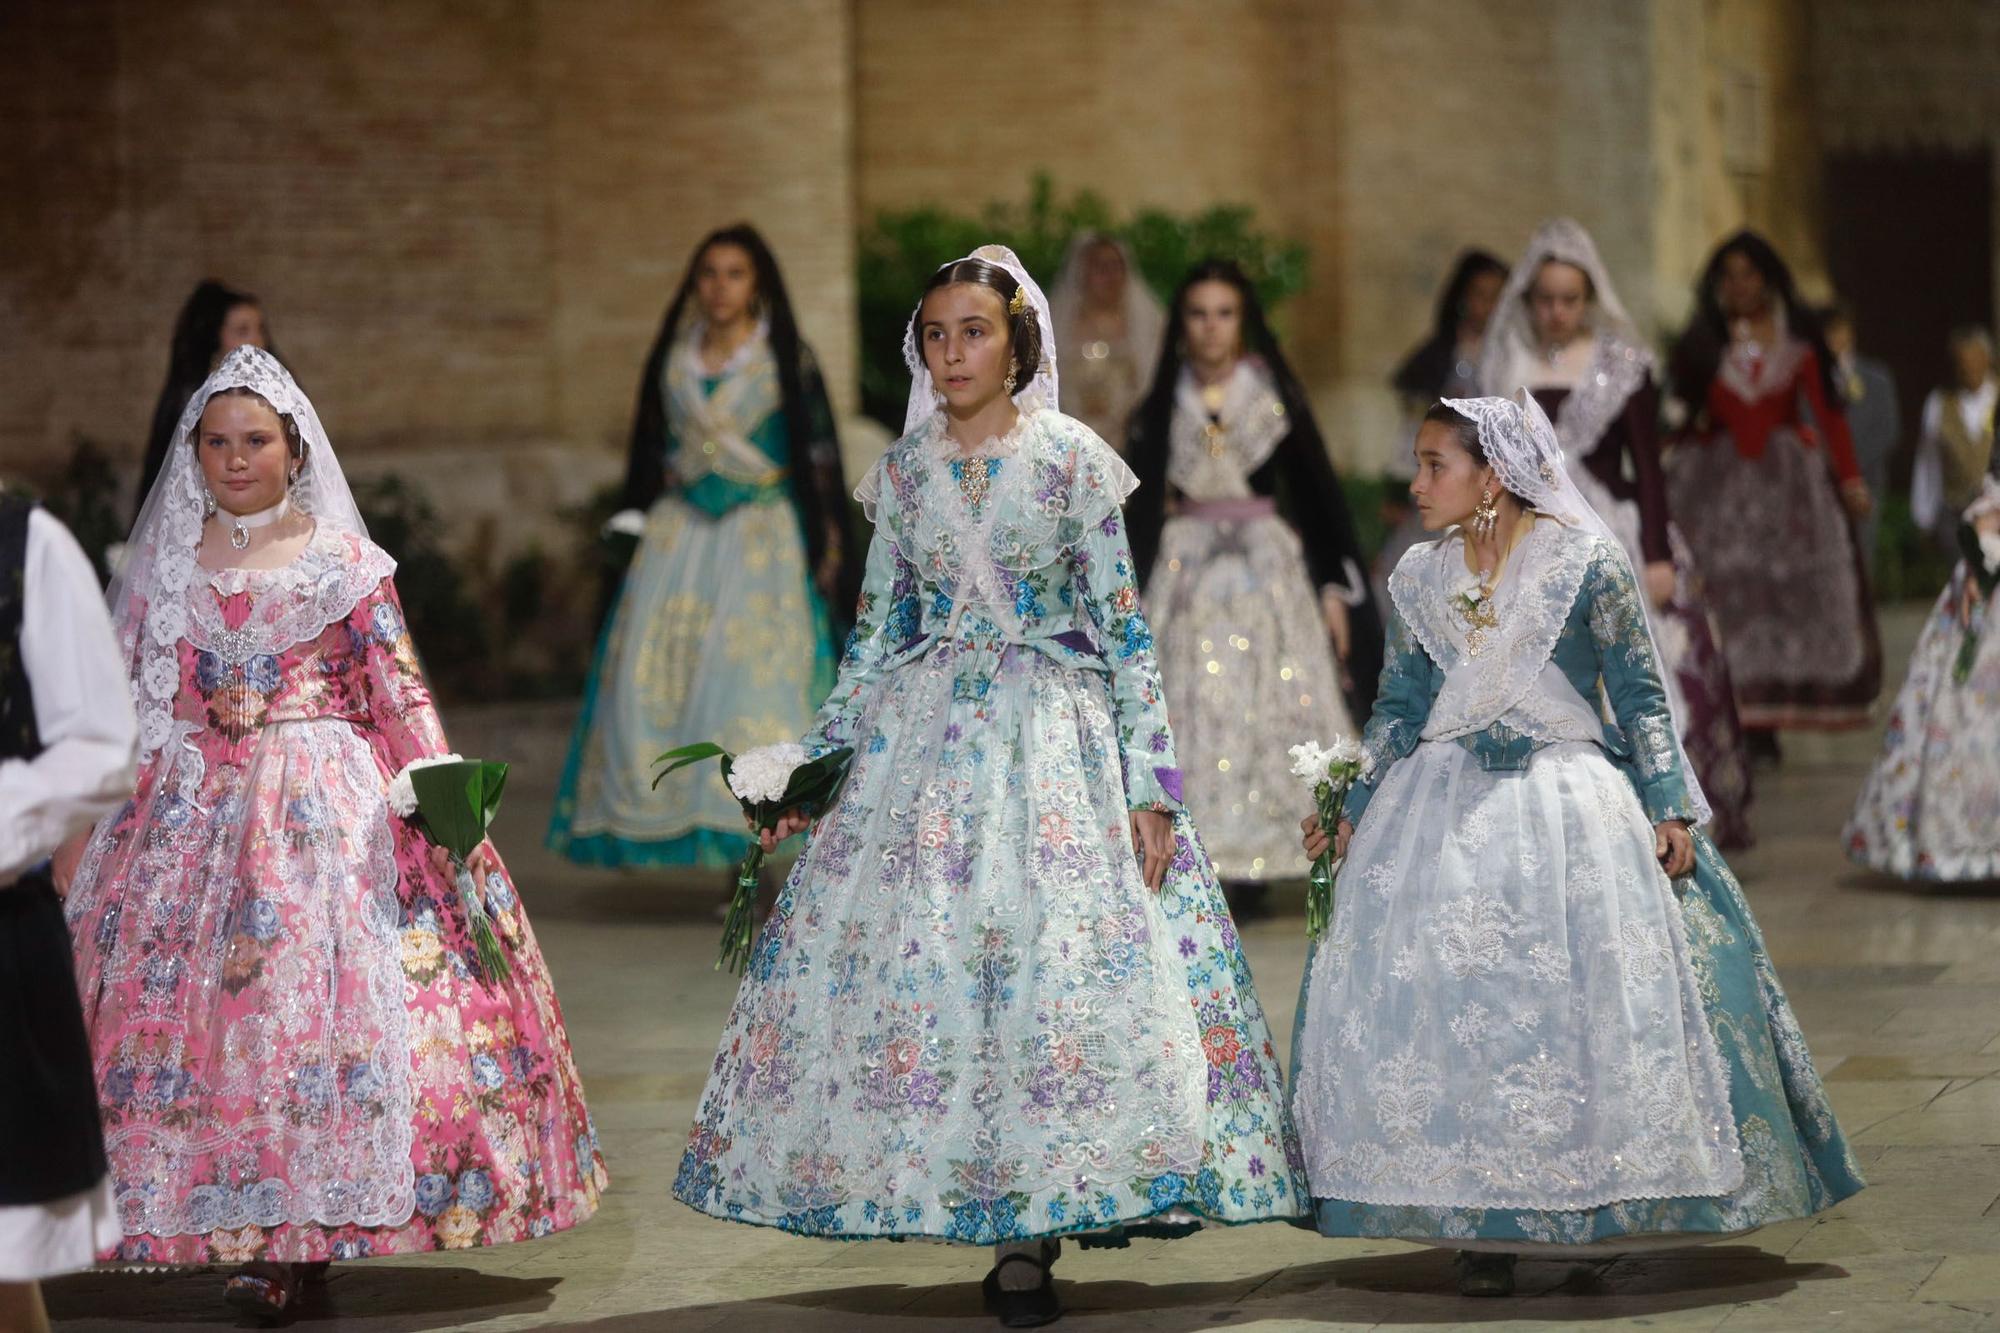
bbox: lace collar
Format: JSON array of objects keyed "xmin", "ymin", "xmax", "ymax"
[
  {"xmin": 1166, "ymin": 360, "xmax": 1288, "ymax": 497},
  {"xmin": 1390, "ymin": 519, "xmax": 1602, "ymax": 742}
]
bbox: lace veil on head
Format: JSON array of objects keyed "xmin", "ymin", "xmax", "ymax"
[
  {"xmin": 114, "ymin": 345, "xmax": 369, "ymax": 757},
  {"xmin": 1479, "ymin": 217, "xmax": 1644, "ymax": 396},
  {"xmin": 900, "ymin": 244, "xmax": 1059, "ymax": 439},
  {"xmin": 1048, "ymin": 232, "xmax": 1165, "ymax": 372},
  {"xmin": 1440, "ymin": 390, "xmax": 1712, "ymax": 825}
]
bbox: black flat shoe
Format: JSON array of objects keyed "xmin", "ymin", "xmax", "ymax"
[
  {"xmin": 1454, "ymin": 1250, "xmax": 1517, "ymax": 1297},
  {"xmin": 981, "ymin": 1239, "xmax": 1062, "ymax": 1327}
]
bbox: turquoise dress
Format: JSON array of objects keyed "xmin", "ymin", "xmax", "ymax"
[
  {"xmin": 1293, "ymin": 521, "xmax": 1863, "ymax": 1251},
  {"xmin": 549, "ymin": 341, "xmax": 837, "ymax": 869},
  {"xmin": 673, "ymin": 411, "xmax": 1306, "ymax": 1243}
]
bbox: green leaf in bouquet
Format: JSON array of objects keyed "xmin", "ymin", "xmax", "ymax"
[
  {"xmin": 780, "ymin": 746, "xmax": 855, "ymax": 808},
  {"xmin": 409, "ymin": 760, "xmax": 503, "ymax": 859},
  {"xmin": 652, "ymin": 741, "xmax": 728, "ymax": 787}
]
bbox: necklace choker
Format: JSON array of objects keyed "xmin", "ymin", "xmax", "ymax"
[{"xmin": 220, "ymin": 497, "xmax": 289, "ymax": 551}]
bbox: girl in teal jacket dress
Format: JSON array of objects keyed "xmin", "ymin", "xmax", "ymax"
[
  {"xmin": 549, "ymin": 226, "xmax": 856, "ymax": 869},
  {"xmin": 1294, "ymin": 394, "xmax": 1862, "ymax": 1296}
]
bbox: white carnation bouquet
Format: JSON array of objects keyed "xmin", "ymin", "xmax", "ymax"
[
  {"xmin": 655, "ymin": 740, "xmax": 856, "ymax": 974},
  {"xmin": 1289, "ymin": 736, "xmax": 1364, "ymax": 940}
]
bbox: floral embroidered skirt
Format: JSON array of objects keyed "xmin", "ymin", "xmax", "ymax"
[
  {"xmin": 1668, "ymin": 430, "xmax": 1881, "ymax": 729},
  {"xmin": 1294, "ymin": 740, "xmax": 1862, "ymax": 1250},
  {"xmin": 673, "ymin": 638, "xmax": 1306, "ymax": 1243},
  {"xmin": 1845, "ymin": 567, "xmax": 2000, "ymax": 882},
  {"xmin": 66, "ymin": 720, "xmax": 607, "ymax": 1264},
  {"xmin": 549, "ymin": 490, "xmax": 835, "ymax": 869},
  {"xmin": 1147, "ymin": 512, "xmax": 1355, "ymax": 882}
]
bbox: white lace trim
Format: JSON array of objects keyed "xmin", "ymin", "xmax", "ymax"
[
  {"xmin": 1717, "ymin": 331, "xmax": 1807, "ymax": 406},
  {"xmin": 1165, "ymin": 360, "xmax": 1289, "ymax": 500},
  {"xmin": 1553, "ymin": 335, "xmax": 1652, "ymax": 463},
  {"xmin": 135, "ymin": 529, "xmax": 395, "ymax": 757},
  {"xmin": 1391, "ymin": 521, "xmax": 1602, "ymax": 744}
]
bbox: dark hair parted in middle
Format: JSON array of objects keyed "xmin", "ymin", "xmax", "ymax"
[{"xmin": 912, "ymin": 258, "xmax": 1045, "ymax": 392}]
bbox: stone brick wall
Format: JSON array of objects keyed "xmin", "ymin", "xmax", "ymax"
[
  {"xmin": 850, "ymin": 0, "xmax": 1817, "ymax": 471},
  {"xmin": 2, "ymin": 0, "xmax": 1860, "ymax": 516},
  {"xmin": 0, "ymin": 0, "xmax": 857, "ymax": 569}
]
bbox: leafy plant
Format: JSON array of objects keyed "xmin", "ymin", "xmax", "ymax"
[
  {"xmin": 351, "ymin": 474, "xmax": 490, "ymax": 698},
  {"xmin": 857, "ymin": 173, "xmax": 1309, "ymax": 430}
]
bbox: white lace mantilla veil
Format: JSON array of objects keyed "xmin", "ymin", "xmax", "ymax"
[
  {"xmin": 1047, "ymin": 231, "xmax": 1166, "ymax": 371},
  {"xmin": 1438, "ymin": 390, "xmax": 1713, "ymax": 825},
  {"xmin": 1478, "ymin": 216, "xmax": 1644, "ymax": 396},
  {"xmin": 113, "ymin": 345, "xmax": 372, "ymax": 760},
  {"xmin": 897, "ymin": 244, "xmax": 1060, "ymax": 439}
]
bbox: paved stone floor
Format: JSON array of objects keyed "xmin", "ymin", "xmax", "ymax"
[{"xmin": 44, "ymin": 604, "xmax": 2000, "ymax": 1331}]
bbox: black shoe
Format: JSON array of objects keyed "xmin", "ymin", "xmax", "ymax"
[
  {"xmin": 1454, "ymin": 1250, "xmax": 1516, "ymax": 1297},
  {"xmin": 981, "ymin": 1239, "xmax": 1062, "ymax": 1327}
]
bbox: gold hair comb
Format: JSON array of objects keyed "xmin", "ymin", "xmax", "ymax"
[{"xmin": 1008, "ymin": 286, "xmax": 1029, "ymax": 317}]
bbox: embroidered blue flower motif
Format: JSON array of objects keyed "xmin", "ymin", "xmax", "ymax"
[
  {"xmin": 456, "ymin": 1169, "xmax": 495, "ymax": 1212},
  {"xmin": 101, "ymin": 1064, "xmax": 137, "ymax": 1105},
  {"xmin": 243, "ymin": 654, "xmax": 283, "ymax": 694},
  {"xmin": 1146, "ymin": 1173, "xmax": 1187, "ymax": 1210},
  {"xmin": 344, "ymin": 1063, "xmax": 383, "ymax": 1102},
  {"xmin": 241, "ymin": 899, "xmax": 281, "ymax": 943},
  {"xmin": 294, "ymin": 1064, "xmax": 336, "ymax": 1106},
  {"xmin": 470, "ymin": 1053, "xmax": 506, "ymax": 1090},
  {"xmin": 414, "ymin": 1172, "xmax": 453, "ymax": 1217},
  {"xmin": 370, "ymin": 601, "xmax": 404, "ymax": 642},
  {"xmin": 193, "ymin": 651, "xmax": 225, "ymax": 693},
  {"xmin": 331, "ymin": 1238, "xmax": 373, "ymax": 1260}
]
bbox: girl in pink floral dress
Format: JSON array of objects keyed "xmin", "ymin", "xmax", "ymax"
[{"xmin": 56, "ymin": 348, "xmax": 605, "ymax": 1320}]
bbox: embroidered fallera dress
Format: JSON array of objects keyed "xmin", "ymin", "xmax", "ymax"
[
  {"xmin": 1137, "ymin": 362, "xmax": 1358, "ymax": 882},
  {"xmin": 65, "ymin": 527, "xmax": 606, "ymax": 1263},
  {"xmin": 1524, "ymin": 333, "xmax": 1754, "ymax": 848},
  {"xmin": 673, "ymin": 410, "xmax": 1306, "ymax": 1243},
  {"xmin": 1845, "ymin": 483, "xmax": 2000, "ymax": 882},
  {"xmin": 549, "ymin": 326, "xmax": 839, "ymax": 868},
  {"xmin": 1292, "ymin": 520, "xmax": 1862, "ymax": 1250},
  {"xmin": 1668, "ymin": 332, "xmax": 1881, "ymax": 729}
]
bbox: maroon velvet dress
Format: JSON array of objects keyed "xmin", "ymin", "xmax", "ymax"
[{"xmin": 1534, "ymin": 358, "xmax": 1755, "ymax": 849}]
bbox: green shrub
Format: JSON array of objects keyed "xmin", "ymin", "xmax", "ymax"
[{"xmin": 858, "ymin": 173, "xmax": 1309, "ymax": 431}]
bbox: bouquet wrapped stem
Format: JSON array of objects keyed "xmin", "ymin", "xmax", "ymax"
[
  {"xmin": 656, "ymin": 741, "xmax": 855, "ymax": 975},
  {"xmin": 1290, "ymin": 740, "xmax": 1363, "ymax": 942},
  {"xmin": 398, "ymin": 758, "xmax": 514, "ymax": 984}
]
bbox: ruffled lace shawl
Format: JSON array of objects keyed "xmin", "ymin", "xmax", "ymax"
[
  {"xmin": 857, "ymin": 410, "xmax": 1137, "ymax": 639},
  {"xmin": 131, "ymin": 526, "xmax": 397, "ymax": 757},
  {"xmin": 1389, "ymin": 519, "xmax": 1607, "ymax": 746}
]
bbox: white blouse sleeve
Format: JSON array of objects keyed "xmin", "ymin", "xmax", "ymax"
[{"xmin": 0, "ymin": 510, "xmax": 138, "ymax": 883}]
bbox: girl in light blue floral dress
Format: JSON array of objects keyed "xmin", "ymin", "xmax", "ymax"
[{"xmin": 673, "ymin": 247, "xmax": 1305, "ymax": 1327}]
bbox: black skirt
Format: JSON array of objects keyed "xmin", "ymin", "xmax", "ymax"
[{"xmin": 0, "ymin": 872, "xmax": 108, "ymax": 1205}]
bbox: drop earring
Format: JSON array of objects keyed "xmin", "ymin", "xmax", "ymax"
[
  {"xmin": 1003, "ymin": 367, "xmax": 1019, "ymax": 396},
  {"xmin": 1472, "ymin": 488, "xmax": 1499, "ymax": 540}
]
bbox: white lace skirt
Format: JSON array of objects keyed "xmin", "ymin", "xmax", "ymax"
[
  {"xmin": 1148, "ymin": 511, "xmax": 1353, "ymax": 881},
  {"xmin": 1292, "ymin": 740, "xmax": 1743, "ymax": 1212}
]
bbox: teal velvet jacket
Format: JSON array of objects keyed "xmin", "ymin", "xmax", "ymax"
[{"xmin": 1347, "ymin": 534, "xmax": 1700, "ymax": 829}]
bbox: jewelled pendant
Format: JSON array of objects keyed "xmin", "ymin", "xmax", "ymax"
[{"xmin": 230, "ymin": 523, "xmax": 251, "ymax": 550}]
